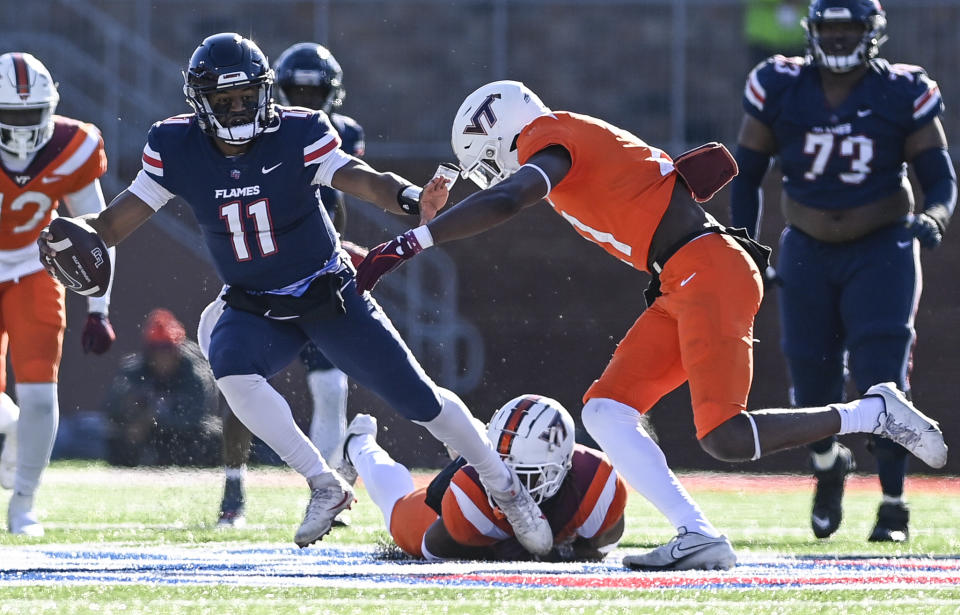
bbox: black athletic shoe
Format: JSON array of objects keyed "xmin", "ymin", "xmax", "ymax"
[
  {"xmin": 217, "ymin": 476, "xmax": 246, "ymax": 528},
  {"xmin": 810, "ymin": 444, "xmax": 856, "ymax": 539},
  {"xmin": 868, "ymin": 502, "xmax": 910, "ymax": 542}
]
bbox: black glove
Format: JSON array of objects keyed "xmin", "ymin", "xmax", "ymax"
[{"xmin": 907, "ymin": 212, "xmax": 944, "ymax": 249}]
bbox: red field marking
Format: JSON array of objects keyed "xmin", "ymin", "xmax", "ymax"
[
  {"xmin": 407, "ymin": 472, "xmax": 958, "ymax": 493},
  {"xmin": 427, "ymin": 572, "xmax": 960, "ymax": 589}
]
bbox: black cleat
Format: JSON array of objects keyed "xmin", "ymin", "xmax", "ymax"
[
  {"xmin": 868, "ymin": 502, "xmax": 910, "ymax": 542},
  {"xmin": 810, "ymin": 444, "xmax": 856, "ymax": 539}
]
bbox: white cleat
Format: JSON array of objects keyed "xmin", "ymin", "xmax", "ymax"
[
  {"xmin": 8, "ymin": 493, "xmax": 44, "ymax": 537},
  {"xmin": 294, "ymin": 472, "xmax": 354, "ymax": 548},
  {"xmin": 866, "ymin": 382, "xmax": 948, "ymax": 469},
  {"xmin": 487, "ymin": 468, "xmax": 553, "ymax": 556},
  {"xmin": 623, "ymin": 528, "xmax": 736, "ymax": 571}
]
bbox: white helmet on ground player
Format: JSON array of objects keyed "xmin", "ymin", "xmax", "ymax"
[
  {"xmin": 451, "ymin": 80, "xmax": 549, "ymax": 189},
  {"xmin": 0, "ymin": 52, "xmax": 59, "ymax": 158},
  {"xmin": 487, "ymin": 394, "xmax": 575, "ymax": 504}
]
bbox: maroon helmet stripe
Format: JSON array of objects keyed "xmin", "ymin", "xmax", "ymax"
[
  {"xmin": 495, "ymin": 396, "xmax": 540, "ymax": 456},
  {"xmin": 12, "ymin": 53, "xmax": 30, "ymax": 100}
]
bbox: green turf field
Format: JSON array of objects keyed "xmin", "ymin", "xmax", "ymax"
[{"xmin": 1, "ymin": 461, "xmax": 958, "ymax": 614}]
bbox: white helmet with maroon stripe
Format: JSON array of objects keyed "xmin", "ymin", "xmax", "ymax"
[
  {"xmin": 0, "ymin": 52, "xmax": 59, "ymax": 158},
  {"xmin": 487, "ymin": 394, "xmax": 575, "ymax": 504}
]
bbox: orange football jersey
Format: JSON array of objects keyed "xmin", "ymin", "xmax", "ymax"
[
  {"xmin": 440, "ymin": 444, "xmax": 627, "ymax": 547},
  {"xmin": 517, "ymin": 112, "xmax": 677, "ymax": 272},
  {"xmin": 0, "ymin": 116, "xmax": 107, "ymax": 251}
]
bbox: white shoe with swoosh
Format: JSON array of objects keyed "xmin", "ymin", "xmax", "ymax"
[
  {"xmin": 623, "ymin": 527, "xmax": 737, "ymax": 571},
  {"xmin": 294, "ymin": 472, "xmax": 355, "ymax": 548},
  {"xmin": 865, "ymin": 382, "xmax": 947, "ymax": 469}
]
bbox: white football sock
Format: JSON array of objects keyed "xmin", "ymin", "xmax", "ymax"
[
  {"xmin": 835, "ymin": 397, "xmax": 884, "ymax": 435},
  {"xmin": 0, "ymin": 392, "xmax": 18, "ymax": 433},
  {"xmin": 225, "ymin": 465, "xmax": 246, "ymax": 480},
  {"xmin": 582, "ymin": 397, "xmax": 721, "ymax": 538},
  {"xmin": 13, "ymin": 383, "xmax": 58, "ymax": 496},
  {"xmin": 414, "ymin": 387, "xmax": 511, "ymax": 492},
  {"xmin": 347, "ymin": 432, "xmax": 414, "ymax": 529},
  {"xmin": 217, "ymin": 374, "xmax": 331, "ymax": 479},
  {"xmin": 306, "ymin": 368, "xmax": 348, "ymax": 466},
  {"xmin": 811, "ymin": 442, "xmax": 840, "ymax": 471}
]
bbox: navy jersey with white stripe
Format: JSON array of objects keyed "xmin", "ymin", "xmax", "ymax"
[
  {"xmin": 140, "ymin": 107, "xmax": 342, "ymax": 291},
  {"xmin": 744, "ymin": 56, "xmax": 943, "ymax": 210}
]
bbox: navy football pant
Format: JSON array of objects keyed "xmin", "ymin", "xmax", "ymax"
[
  {"xmin": 300, "ymin": 342, "xmax": 335, "ymax": 372},
  {"xmin": 777, "ymin": 224, "xmax": 918, "ymax": 493},
  {"xmin": 206, "ymin": 277, "xmax": 441, "ymax": 423}
]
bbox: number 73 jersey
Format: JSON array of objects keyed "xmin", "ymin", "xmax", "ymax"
[{"xmin": 744, "ymin": 55, "xmax": 943, "ymax": 210}]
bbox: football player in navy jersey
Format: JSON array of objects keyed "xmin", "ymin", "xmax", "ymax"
[
  {"xmin": 37, "ymin": 32, "xmax": 554, "ymax": 555},
  {"xmin": 213, "ymin": 42, "xmax": 368, "ymax": 529},
  {"xmin": 730, "ymin": 0, "xmax": 956, "ymax": 542}
]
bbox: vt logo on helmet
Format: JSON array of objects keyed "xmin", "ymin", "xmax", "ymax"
[
  {"xmin": 487, "ymin": 394, "xmax": 575, "ymax": 504},
  {"xmin": 451, "ymin": 80, "xmax": 549, "ymax": 189},
  {"xmin": 183, "ymin": 33, "xmax": 276, "ymax": 145},
  {"xmin": 0, "ymin": 52, "xmax": 59, "ymax": 158}
]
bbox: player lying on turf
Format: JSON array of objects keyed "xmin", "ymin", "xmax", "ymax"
[{"xmin": 342, "ymin": 395, "xmax": 627, "ymax": 561}]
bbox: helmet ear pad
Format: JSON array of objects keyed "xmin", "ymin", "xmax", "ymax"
[
  {"xmin": 451, "ymin": 80, "xmax": 549, "ymax": 189},
  {"xmin": 487, "ymin": 394, "xmax": 576, "ymax": 504}
]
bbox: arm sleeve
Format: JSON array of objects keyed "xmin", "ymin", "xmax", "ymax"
[
  {"xmin": 729, "ymin": 145, "xmax": 771, "ymax": 238},
  {"xmin": 913, "ymin": 147, "xmax": 957, "ymax": 231},
  {"xmin": 310, "ymin": 147, "xmax": 352, "ymax": 187},
  {"xmin": 128, "ymin": 169, "xmax": 176, "ymax": 212}
]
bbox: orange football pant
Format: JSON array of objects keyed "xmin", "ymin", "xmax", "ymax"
[
  {"xmin": 585, "ymin": 232, "xmax": 763, "ymax": 439},
  {"xmin": 389, "ymin": 487, "xmax": 439, "ymax": 558},
  {"xmin": 0, "ymin": 270, "xmax": 66, "ymax": 391}
]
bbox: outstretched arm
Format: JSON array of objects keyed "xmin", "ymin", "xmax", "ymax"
[
  {"xmin": 84, "ymin": 190, "xmax": 157, "ymax": 248},
  {"xmin": 330, "ymin": 157, "xmax": 448, "ymax": 223},
  {"xmin": 354, "ymin": 146, "xmax": 571, "ymax": 292},
  {"xmin": 38, "ymin": 189, "xmax": 155, "ymax": 276}
]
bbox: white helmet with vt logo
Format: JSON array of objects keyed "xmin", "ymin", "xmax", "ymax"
[
  {"xmin": 0, "ymin": 53, "xmax": 59, "ymax": 158},
  {"xmin": 451, "ymin": 80, "xmax": 549, "ymax": 189},
  {"xmin": 487, "ymin": 393, "xmax": 575, "ymax": 504}
]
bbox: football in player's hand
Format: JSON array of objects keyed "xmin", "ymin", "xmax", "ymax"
[{"xmin": 41, "ymin": 217, "xmax": 111, "ymax": 297}]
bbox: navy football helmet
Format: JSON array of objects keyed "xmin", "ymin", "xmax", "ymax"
[
  {"xmin": 803, "ymin": 1, "xmax": 887, "ymax": 73},
  {"xmin": 183, "ymin": 33, "xmax": 275, "ymax": 144},
  {"xmin": 273, "ymin": 43, "xmax": 344, "ymax": 114}
]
